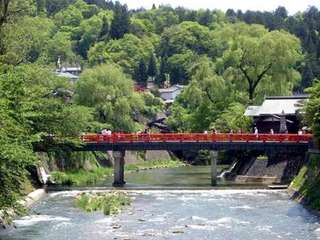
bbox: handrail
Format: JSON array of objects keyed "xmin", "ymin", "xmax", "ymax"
[{"xmin": 80, "ymin": 133, "xmax": 313, "ymax": 144}]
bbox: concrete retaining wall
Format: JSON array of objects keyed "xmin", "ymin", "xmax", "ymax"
[
  {"xmin": 235, "ymin": 175, "xmax": 280, "ymax": 185},
  {"xmin": 145, "ymin": 150, "xmax": 171, "ymax": 161},
  {"xmin": 1, "ymin": 188, "xmax": 47, "ymax": 228},
  {"xmin": 19, "ymin": 189, "xmax": 47, "ymax": 208}
]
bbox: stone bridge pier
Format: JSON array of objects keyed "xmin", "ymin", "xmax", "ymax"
[{"xmin": 112, "ymin": 150, "xmax": 126, "ymax": 187}]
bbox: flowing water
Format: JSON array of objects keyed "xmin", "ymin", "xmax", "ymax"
[
  {"xmin": 103, "ymin": 165, "xmax": 218, "ymax": 188},
  {"xmin": 1, "ymin": 166, "xmax": 320, "ymax": 240},
  {"xmin": 101, "ymin": 165, "xmax": 256, "ymax": 188}
]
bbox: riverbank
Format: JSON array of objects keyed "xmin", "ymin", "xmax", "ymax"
[
  {"xmin": 289, "ymin": 153, "xmax": 320, "ymax": 211},
  {"xmin": 0, "ymin": 188, "xmax": 47, "ymax": 228},
  {"xmin": 51, "ymin": 159, "xmax": 186, "ymax": 186}
]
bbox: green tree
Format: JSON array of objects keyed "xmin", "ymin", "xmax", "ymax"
[
  {"xmin": 46, "ymin": 31, "xmax": 76, "ymax": 63},
  {"xmin": 305, "ymin": 80, "xmax": 320, "ymax": 144},
  {"xmin": 45, "ymin": 0, "xmax": 76, "ymax": 15},
  {"xmin": 159, "ymin": 21, "xmax": 214, "ymax": 57},
  {"xmin": 88, "ymin": 34, "xmax": 155, "ymax": 75},
  {"xmin": 135, "ymin": 59, "xmax": 148, "ymax": 84},
  {"xmin": 129, "ymin": 18, "xmax": 154, "ymax": 37},
  {"xmin": 168, "ymin": 58, "xmax": 232, "ymax": 131},
  {"xmin": 0, "ymin": 0, "xmax": 36, "ymax": 55},
  {"xmin": 110, "ymin": 1, "xmax": 130, "ymax": 39},
  {"xmin": 134, "ymin": 5, "xmax": 179, "ymax": 34},
  {"xmin": 1, "ymin": 16, "xmax": 55, "ymax": 65},
  {"xmin": 213, "ymin": 23, "xmax": 303, "ymax": 102},
  {"xmin": 54, "ymin": 4, "xmax": 83, "ymax": 27},
  {"xmin": 197, "ymin": 9, "xmax": 213, "ymax": 26},
  {"xmin": 0, "ymin": 63, "xmax": 93, "ymax": 214},
  {"xmin": 0, "ymin": 0, "xmax": 35, "ymax": 31},
  {"xmin": 212, "ymin": 103, "xmax": 252, "ymax": 132},
  {"xmin": 75, "ymin": 64, "xmax": 144, "ymax": 132},
  {"xmin": 75, "ymin": 14, "xmax": 103, "ymax": 58},
  {"xmin": 147, "ymin": 54, "xmax": 157, "ymax": 80},
  {"xmin": 155, "ymin": 57, "xmax": 167, "ymax": 86}
]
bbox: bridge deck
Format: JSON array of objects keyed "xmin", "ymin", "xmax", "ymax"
[{"xmin": 79, "ymin": 133, "xmax": 313, "ymax": 152}]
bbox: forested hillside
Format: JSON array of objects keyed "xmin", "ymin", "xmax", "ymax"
[{"xmin": 0, "ymin": 0, "xmax": 319, "ymax": 216}]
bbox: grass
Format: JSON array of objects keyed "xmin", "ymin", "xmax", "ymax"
[
  {"xmin": 125, "ymin": 159, "xmax": 186, "ymax": 172},
  {"xmin": 290, "ymin": 154, "xmax": 320, "ymax": 210},
  {"xmin": 290, "ymin": 166, "xmax": 308, "ymax": 190},
  {"xmin": 51, "ymin": 168, "xmax": 113, "ymax": 186},
  {"xmin": 75, "ymin": 191, "xmax": 131, "ymax": 215},
  {"xmin": 51, "ymin": 159, "xmax": 185, "ymax": 186}
]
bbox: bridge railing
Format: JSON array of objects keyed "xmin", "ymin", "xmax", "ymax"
[{"xmin": 80, "ymin": 133, "xmax": 313, "ymax": 144}]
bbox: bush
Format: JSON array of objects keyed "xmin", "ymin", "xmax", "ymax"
[{"xmin": 75, "ymin": 192, "xmax": 131, "ymax": 215}]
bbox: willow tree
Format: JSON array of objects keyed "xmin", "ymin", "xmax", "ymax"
[
  {"xmin": 213, "ymin": 23, "xmax": 303, "ymax": 102},
  {"xmin": 168, "ymin": 57, "xmax": 232, "ymax": 131},
  {"xmin": 75, "ymin": 64, "xmax": 144, "ymax": 132}
]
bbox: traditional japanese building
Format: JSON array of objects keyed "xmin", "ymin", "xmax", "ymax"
[
  {"xmin": 244, "ymin": 95, "xmax": 309, "ymax": 133},
  {"xmin": 158, "ymin": 84, "xmax": 185, "ymax": 104}
]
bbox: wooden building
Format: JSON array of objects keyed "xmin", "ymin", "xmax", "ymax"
[{"xmin": 244, "ymin": 95, "xmax": 309, "ymax": 133}]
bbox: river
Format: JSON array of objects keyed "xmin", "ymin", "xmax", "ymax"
[{"xmin": 1, "ymin": 166, "xmax": 320, "ymax": 240}]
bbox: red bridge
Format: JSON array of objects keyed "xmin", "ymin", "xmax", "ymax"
[
  {"xmin": 76, "ymin": 133, "xmax": 315, "ymax": 187},
  {"xmin": 81, "ymin": 133, "xmax": 312, "ymax": 144},
  {"xmin": 80, "ymin": 133, "xmax": 313, "ymax": 153}
]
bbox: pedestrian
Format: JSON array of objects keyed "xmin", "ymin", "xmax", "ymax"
[
  {"xmin": 270, "ymin": 128, "xmax": 274, "ymax": 134},
  {"xmin": 211, "ymin": 127, "xmax": 218, "ymax": 134},
  {"xmin": 254, "ymin": 127, "xmax": 258, "ymax": 135},
  {"xmin": 101, "ymin": 128, "xmax": 108, "ymax": 135}
]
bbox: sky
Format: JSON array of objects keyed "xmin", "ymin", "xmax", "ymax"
[{"xmin": 118, "ymin": 0, "xmax": 319, "ymax": 14}]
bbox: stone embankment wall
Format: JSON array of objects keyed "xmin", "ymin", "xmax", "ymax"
[
  {"xmin": 245, "ymin": 153, "xmax": 306, "ymax": 183},
  {"xmin": 227, "ymin": 151, "xmax": 306, "ymax": 185}
]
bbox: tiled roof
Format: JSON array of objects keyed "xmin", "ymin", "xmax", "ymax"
[
  {"xmin": 245, "ymin": 96, "xmax": 309, "ymax": 116},
  {"xmin": 158, "ymin": 84, "xmax": 185, "ymax": 93},
  {"xmin": 55, "ymin": 72, "xmax": 79, "ymax": 79}
]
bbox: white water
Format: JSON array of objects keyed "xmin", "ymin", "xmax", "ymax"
[{"xmin": 1, "ymin": 189, "xmax": 320, "ymax": 240}]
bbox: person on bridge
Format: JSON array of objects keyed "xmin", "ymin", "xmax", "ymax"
[
  {"xmin": 101, "ymin": 129, "xmax": 108, "ymax": 135},
  {"xmin": 211, "ymin": 127, "xmax": 218, "ymax": 134},
  {"xmin": 102, "ymin": 128, "xmax": 112, "ymax": 136}
]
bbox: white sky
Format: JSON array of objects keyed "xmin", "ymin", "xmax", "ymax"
[{"xmin": 119, "ymin": 0, "xmax": 319, "ymax": 14}]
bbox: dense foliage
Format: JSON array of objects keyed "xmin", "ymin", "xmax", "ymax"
[
  {"xmin": 0, "ymin": 0, "xmax": 319, "ymax": 214},
  {"xmin": 305, "ymin": 80, "xmax": 320, "ymax": 144},
  {"xmin": 291, "ymin": 154, "xmax": 320, "ymax": 210}
]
